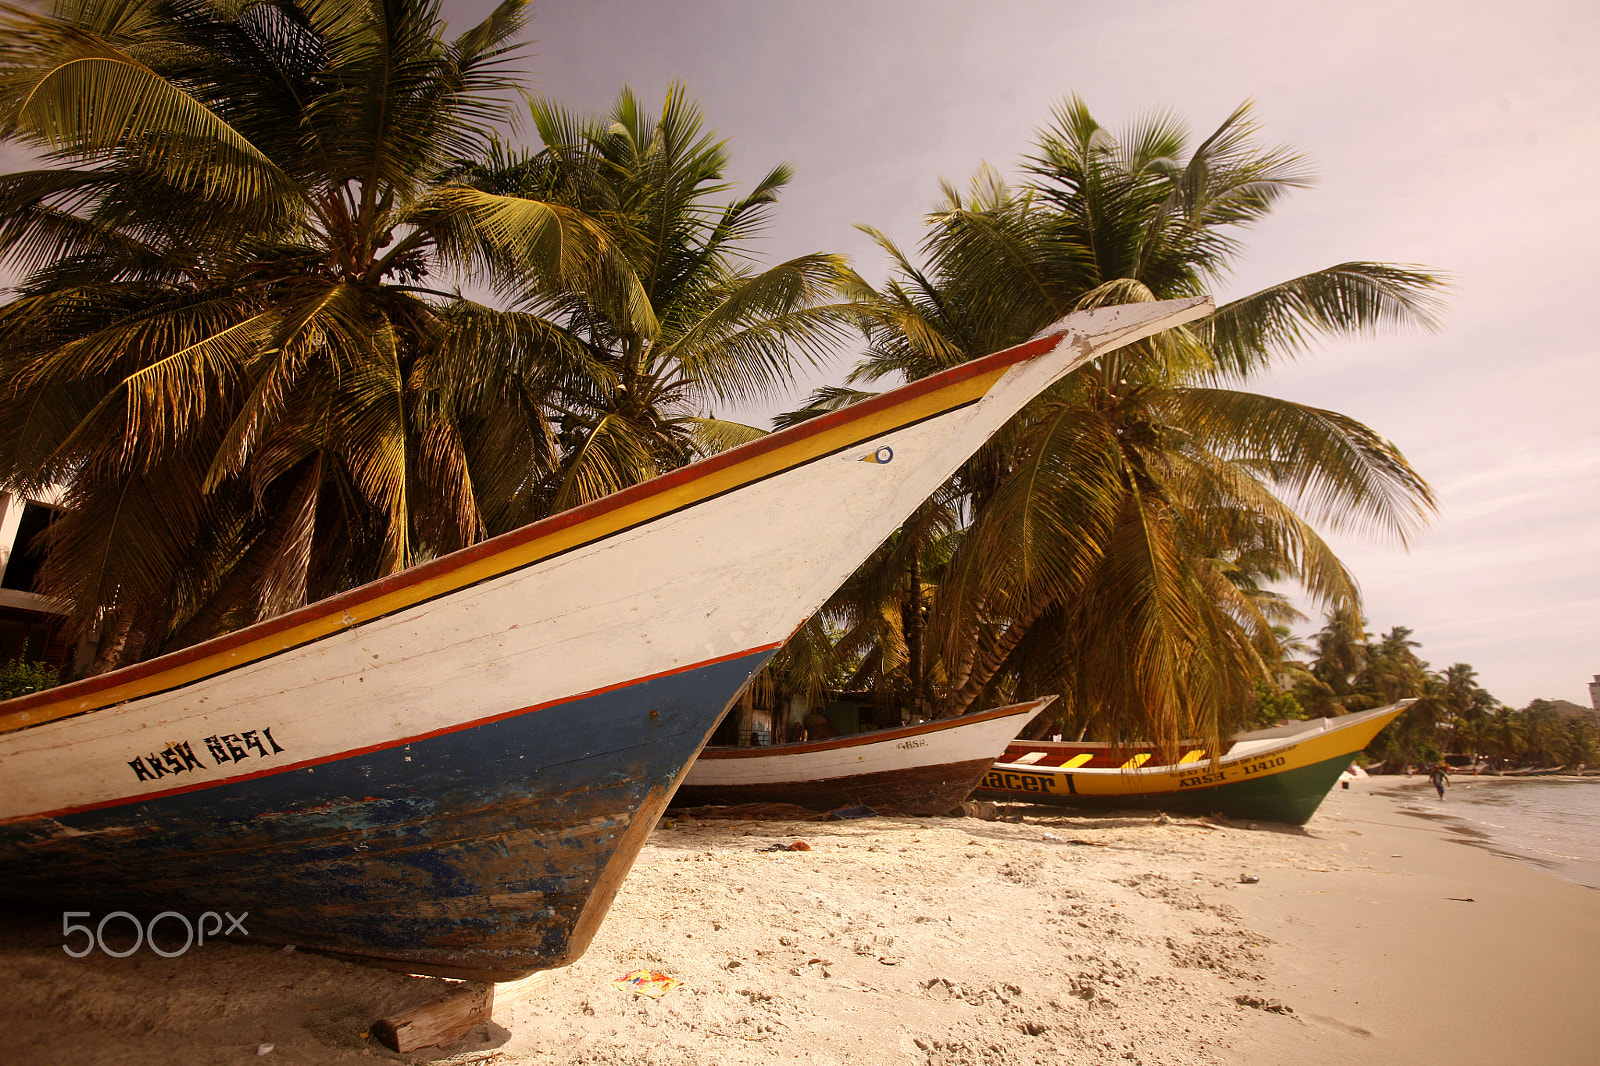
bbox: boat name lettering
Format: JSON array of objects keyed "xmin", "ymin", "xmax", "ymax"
[
  {"xmin": 982, "ymin": 769, "xmax": 1062, "ymax": 794},
  {"xmin": 127, "ymin": 727, "xmax": 285, "ymax": 782},
  {"xmin": 898, "ymin": 739, "xmax": 927, "ymax": 749},
  {"xmin": 1238, "ymin": 755, "xmax": 1287, "ymax": 777},
  {"xmin": 1178, "ymin": 770, "xmax": 1229, "ymax": 788}
]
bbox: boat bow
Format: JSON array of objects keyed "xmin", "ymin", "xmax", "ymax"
[{"xmin": 0, "ymin": 297, "xmax": 1211, "ymax": 978}]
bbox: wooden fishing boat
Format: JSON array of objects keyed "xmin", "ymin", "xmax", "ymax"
[
  {"xmin": 674, "ymin": 698, "xmax": 1050, "ymax": 815},
  {"xmin": 0, "ymin": 297, "xmax": 1211, "ymax": 980},
  {"xmin": 973, "ymin": 701, "xmax": 1411, "ymax": 825}
]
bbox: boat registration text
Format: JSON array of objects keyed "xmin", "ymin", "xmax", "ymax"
[{"xmin": 126, "ymin": 726, "xmax": 286, "ymax": 783}]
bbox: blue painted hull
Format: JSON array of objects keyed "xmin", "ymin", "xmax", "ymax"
[{"xmin": 0, "ymin": 650, "xmax": 771, "ymax": 979}]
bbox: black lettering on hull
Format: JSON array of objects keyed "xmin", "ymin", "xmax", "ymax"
[{"xmin": 130, "ymin": 726, "xmax": 288, "ymax": 782}]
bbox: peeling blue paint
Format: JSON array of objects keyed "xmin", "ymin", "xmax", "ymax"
[{"xmin": 0, "ymin": 649, "xmax": 773, "ymax": 977}]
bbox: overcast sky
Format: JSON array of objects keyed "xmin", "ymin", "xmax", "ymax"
[{"xmin": 469, "ymin": 0, "xmax": 1597, "ymax": 707}]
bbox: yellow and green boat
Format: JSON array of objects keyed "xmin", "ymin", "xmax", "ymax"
[{"xmin": 973, "ymin": 701, "xmax": 1410, "ymax": 825}]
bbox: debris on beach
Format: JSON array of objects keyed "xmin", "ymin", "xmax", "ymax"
[
  {"xmin": 957, "ymin": 799, "xmax": 1026, "ymax": 821},
  {"xmin": 1238, "ymin": 873, "xmax": 1260, "ymax": 884},
  {"xmin": 1233, "ymin": 994, "xmax": 1294, "ymax": 1014},
  {"xmin": 611, "ymin": 970, "xmax": 681, "ymax": 998}
]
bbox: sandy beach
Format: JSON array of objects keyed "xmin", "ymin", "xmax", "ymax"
[{"xmin": 6, "ymin": 782, "xmax": 1598, "ymax": 1065}]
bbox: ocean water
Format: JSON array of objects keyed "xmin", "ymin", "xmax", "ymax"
[{"xmin": 1385, "ymin": 776, "xmax": 1600, "ymax": 890}]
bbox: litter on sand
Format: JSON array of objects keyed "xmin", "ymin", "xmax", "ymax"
[
  {"xmin": 611, "ymin": 970, "xmax": 681, "ymax": 998},
  {"xmin": 757, "ymin": 840, "xmax": 811, "ymax": 852}
]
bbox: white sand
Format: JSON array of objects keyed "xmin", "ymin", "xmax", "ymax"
[{"xmin": 6, "ymin": 783, "xmax": 1598, "ymax": 1064}]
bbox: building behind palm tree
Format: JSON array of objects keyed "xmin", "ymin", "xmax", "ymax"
[{"xmin": 0, "ymin": 488, "xmax": 85, "ymax": 674}]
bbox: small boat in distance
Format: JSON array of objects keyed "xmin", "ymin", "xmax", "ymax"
[
  {"xmin": 675, "ymin": 698, "xmax": 1051, "ymax": 815},
  {"xmin": 0, "ymin": 297, "xmax": 1211, "ymax": 981},
  {"xmin": 973, "ymin": 701, "xmax": 1410, "ymax": 825}
]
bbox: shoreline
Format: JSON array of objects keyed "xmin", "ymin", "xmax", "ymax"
[
  {"xmin": 5, "ymin": 784, "xmax": 1598, "ymax": 1063},
  {"xmin": 1372, "ymin": 772, "xmax": 1600, "ymax": 890},
  {"xmin": 1224, "ymin": 780, "xmax": 1600, "ymax": 1064}
]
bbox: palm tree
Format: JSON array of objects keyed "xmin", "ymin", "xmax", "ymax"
[
  {"xmin": 832, "ymin": 99, "xmax": 1444, "ymax": 753},
  {"xmin": 459, "ymin": 86, "xmax": 862, "ymax": 512},
  {"xmin": 1441, "ymin": 662, "xmax": 1499, "ymax": 721},
  {"xmin": 0, "ymin": 0, "xmax": 643, "ymax": 666},
  {"xmin": 1484, "ymin": 709, "xmax": 1527, "ymax": 766},
  {"xmin": 1306, "ymin": 608, "xmax": 1370, "ymax": 684},
  {"xmin": 806, "ymin": 497, "xmax": 963, "ymax": 723},
  {"xmin": 1360, "ymin": 626, "xmax": 1431, "ymax": 706}
]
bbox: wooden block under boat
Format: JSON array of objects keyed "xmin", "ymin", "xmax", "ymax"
[{"xmin": 371, "ymin": 982, "xmax": 491, "ymax": 1053}]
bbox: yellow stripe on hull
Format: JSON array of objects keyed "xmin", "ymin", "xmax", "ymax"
[{"xmin": 0, "ymin": 366, "xmax": 1010, "ymax": 735}]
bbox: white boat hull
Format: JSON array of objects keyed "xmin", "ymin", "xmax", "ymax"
[{"xmin": 678, "ymin": 700, "xmax": 1048, "ymax": 814}]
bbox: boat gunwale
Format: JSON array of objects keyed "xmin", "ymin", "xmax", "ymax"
[
  {"xmin": 0, "ymin": 329, "xmax": 1069, "ymax": 735},
  {"xmin": 990, "ymin": 701, "xmax": 1410, "ymax": 779},
  {"xmin": 1003, "ymin": 704, "xmax": 1380, "ymax": 756},
  {"xmin": 695, "ymin": 698, "xmax": 1051, "ymax": 760}
]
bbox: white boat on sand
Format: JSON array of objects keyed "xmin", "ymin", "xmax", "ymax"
[{"xmin": 675, "ymin": 699, "xmax": 1051, "ymax": 815}]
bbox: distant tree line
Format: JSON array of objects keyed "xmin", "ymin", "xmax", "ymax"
[{"xmin": 1271, "ymin": 610, "xmax": 1599, "ymax": 769}]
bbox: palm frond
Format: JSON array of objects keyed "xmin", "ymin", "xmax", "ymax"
[
  {"xmin": 0, "ymin": 7, "xmax": 293, "ymax": 206},
  {"xmin": 685, "ymin": 416, "xmax": 765, "ymax": 455},
  {"xmin": 771, "ymin": 385, "xmax": 878, "ymax": 429},
  {"xmin": 1207, "ymin": 262, "xmax": 1448, "ymax": 374},
  {"xmin": 1163, "ymin": 386, "xmax": 1437, "ymax": 542}
]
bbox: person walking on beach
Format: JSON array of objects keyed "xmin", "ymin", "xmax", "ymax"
[{"xmin": 1429, "ymin": 764, "xmax": 1449, "ymax": 800}]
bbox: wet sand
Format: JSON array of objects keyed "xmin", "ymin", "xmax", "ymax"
[
  {"xmin": 1383, "ymin": 773, "xmax": 1600, "ymax": 890},
  {"xmin": 1225, "ymin": 780, "xmax": 1600, "ymax": 1063},
  {"xmin": 4, "ymin": 783, "xmax": 1597, "ymax": 1064}
]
